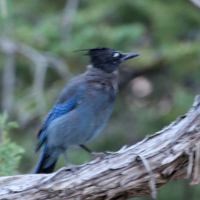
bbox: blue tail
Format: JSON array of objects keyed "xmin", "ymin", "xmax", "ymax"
[{"xmin": 34, "ymin": 143, "xmax": 57, "ymax": 174}]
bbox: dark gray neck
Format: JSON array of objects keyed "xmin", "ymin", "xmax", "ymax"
[
  {"xmin": 85, "ymin": 65, "xmax": 118, "ymax": 93},
  {"xmin": 86, "ymin": 64, "xmax": 118, "ymax": 78}
]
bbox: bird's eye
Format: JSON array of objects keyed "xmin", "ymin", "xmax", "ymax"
[{"xmin": 113, "ymin": 52, "xmax": 120, "ymax": 58}]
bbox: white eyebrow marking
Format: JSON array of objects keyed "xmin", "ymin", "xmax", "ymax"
[{"xmin": 113, "ymin": 52, "xmax": 120, "ymax": 57}]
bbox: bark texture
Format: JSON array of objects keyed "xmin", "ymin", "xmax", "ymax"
[{"xmin": 1, "ymin": 95, "xmax": 200, "ymax": 200}]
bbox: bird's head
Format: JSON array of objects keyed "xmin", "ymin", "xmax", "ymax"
[{"xmin": 77, "ymin": 47, "xmax": 139, "ymax": 73}]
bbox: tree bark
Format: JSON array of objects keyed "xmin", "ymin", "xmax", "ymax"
[{"xmin": 1, "ymin": 95, "xmax": 200, "ymax": 200}]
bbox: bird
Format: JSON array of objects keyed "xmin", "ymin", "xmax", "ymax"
[{"xmin": 34, "ymin": 47, "xmax": 139, "ymax": 173}]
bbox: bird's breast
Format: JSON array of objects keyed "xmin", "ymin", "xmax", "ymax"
[
  {"xmin": 89, "ymin": 80, "xmax": 117, "ymax": 103},
  {"xmin": 47, "ymin": 77, "xmax": 117, "ymax": 147}
]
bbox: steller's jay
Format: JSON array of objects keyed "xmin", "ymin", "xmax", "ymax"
[{"xmin": 34, "ymin": 47, "xmax": 139, "ymax": 173}]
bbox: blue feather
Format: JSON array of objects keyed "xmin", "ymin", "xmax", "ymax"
[
  {"xmin": 34, "ymin": 142, "xmax": 47, "ymax": 173},
  {"xmin": 34, "ymin": 97, "xmax": 78, "ymax": 153}
]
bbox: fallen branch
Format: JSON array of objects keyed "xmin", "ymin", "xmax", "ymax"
[{"xmin": 1, "ymin": 95, "xmax": 200, "ymax": 200}]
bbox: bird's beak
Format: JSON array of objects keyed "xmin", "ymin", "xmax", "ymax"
[{"xmin": 122, "ymin": 52, "xmax": 139, "ymax": 61}]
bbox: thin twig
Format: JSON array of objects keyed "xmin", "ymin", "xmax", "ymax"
[
  {"xmin": 187, "ymin": 151, "xmax": 194, "ymax": 178},
  {"xmin": 136, "ymin": 153, "xmax": 157, "ymax": 199},
  {"xmin": 190, "ymin": 142, "xmax": 200, "ymax": 185}
]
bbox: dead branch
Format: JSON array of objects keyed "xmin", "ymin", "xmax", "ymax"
[
  {"xmin": 1, "ymin": 52, "xmax": 15, "ymax": 114},
  {"xmin": 0, "ymin": 0, "xmax": 7, "ymax": 18},
  {"xmin": 0, "ymin": 37, "xmax": 70, "ymax": 124},
  {"xmin": 189, "ymin": 0, "xmax": 200, "ymax": 9},
  {"xmin": 0, "ymin": 37, "xmax": 69, "ymax": 78},
  {"xmin": 32, "ymin": 63, "xmax": 48, "ymax": 114},
  {"xmin": 1, "ymin": 95, "xmax": 200, "ymax": 200},
  {"xmin": 61, "ymin": 0, "xmax": 79, "ymax": 44}
]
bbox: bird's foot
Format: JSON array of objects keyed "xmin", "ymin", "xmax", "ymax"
[
  {"xmin": 91, "ymin": 152, "xmax": 106, "ymax": 160},
  {"xmin": 65, "ymin": 163, "xmax": 79, "ymax": 173}
]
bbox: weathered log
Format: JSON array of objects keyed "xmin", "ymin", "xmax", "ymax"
[{"xmin": 1, "ymin": 95, "xmax": 200, "ymax": 200}]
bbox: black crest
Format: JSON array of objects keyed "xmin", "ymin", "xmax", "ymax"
[{"xmin": 75, "ymin": 47, "xmax": 139, "ymax": 73}]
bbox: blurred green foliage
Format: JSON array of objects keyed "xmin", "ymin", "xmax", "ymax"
[
  {"xmin": 0, "ymin": 0, "xmax": 200, "ymax": 199},
  {"xmin": 0, "ymin": 112, "xmax": 24, "ymax": 175}
]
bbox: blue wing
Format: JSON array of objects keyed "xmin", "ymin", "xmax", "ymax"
[{"xmin": 34, "ymin": 97, "xmax": 78, "ymax": 153}]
